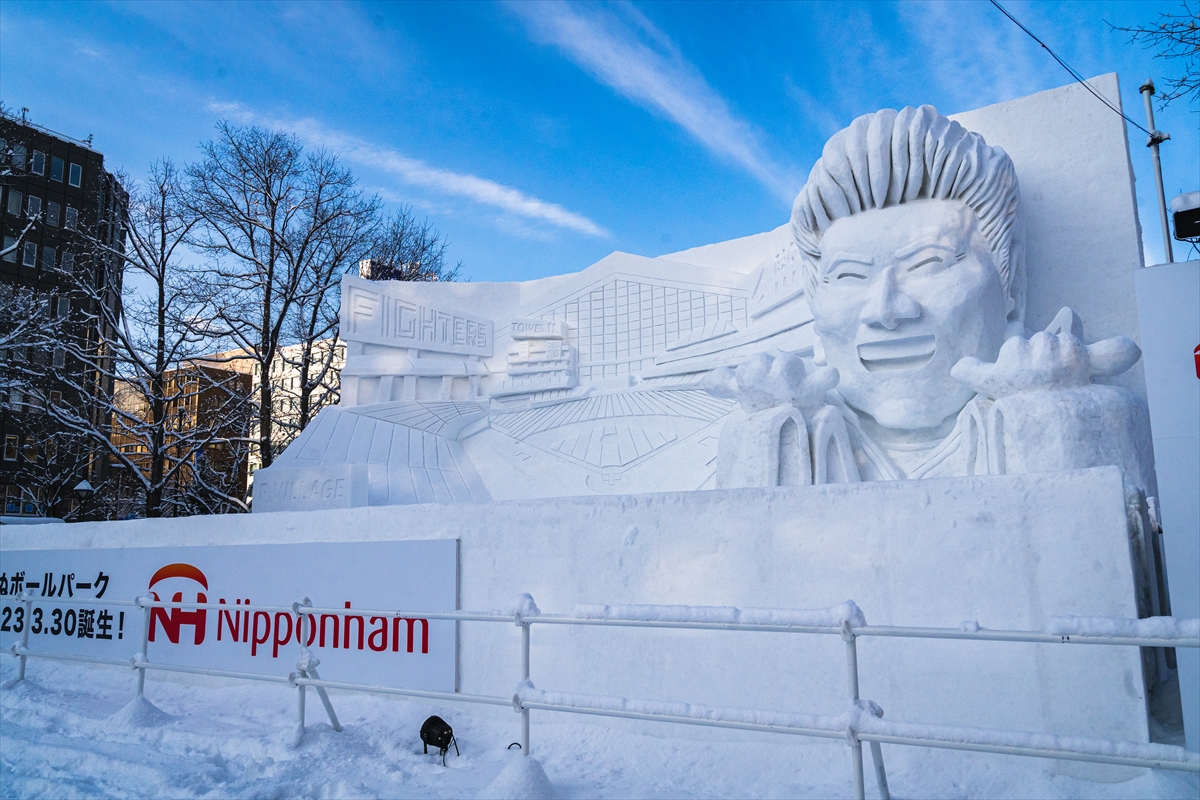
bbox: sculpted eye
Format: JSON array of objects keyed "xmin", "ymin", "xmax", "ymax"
[
  {"xmin": 906, "ymin": 256, "xmax": 943, "ymax": 272},
  {"xmin": 836, "ymin": 272, "xmax": 867, "ymax": 281}
]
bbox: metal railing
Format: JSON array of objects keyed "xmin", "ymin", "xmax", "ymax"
[{"xmin": 5, "ymin": 590, "xmax": 1197, "ymax": 800}]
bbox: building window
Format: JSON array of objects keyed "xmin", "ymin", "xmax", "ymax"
[
  {"xmin": 56, "ymin": 297, "xmax": 70, "ymax": 317},
  {"xmin": 51, "ymin": 156, "xmax": 64, "ymax": 182},
  {"xmin": 68, "ymin": 163, "xmax": 83, "ymax": 187},
  {"xmin": 49, "ymin": 390, "xmax": 62, "ymax": 407},
  {"xmin": 61, "ymin": 252, "xmax": 74, "ymax": 270},
  {"xmin": 12, "ymin": 145, "xmax": 26, "ymax": 169},
  {"xmin": 42, "ymin": 246, "xmax": 56, "ymax": 267},
  {"xmin": 31, "ymin": 151, "xmax": 45, "ymax": 175},
  {"xmin": 6, "ymin": 190, "xmax": 22, "ymax": 216},
  {"xmin": 26, "ymin": 195, "xmax": 42, "ymax": 218},
  {"xmin": 46, "ymin": 438, "xmax": 58, "ymax": 464},
  {"xmin": 3, "ymin": 436, "xmax": 16, "ymax": 461},
  {"xmin": 4, "ymin": 487, "xmax": 19, "ymax": 515},
  {"xmin": 2, "ymin": 236, "xmax": 16, "ymax": 262},
  {"xmin": 53, "ymin": 348, "xmax": 65, "ymax": 368},
  {"xmin": 22, "ymin": 437, "xmax": 36, "ymax": 462},
  {"xmin": 46, "ymin": 201, "xmax": 60, "ymax": 227},
  {"xmin": 22, "ymin": 241, "xmax": 37, "ymax": 267},
  {"xmin": 64, "ymin": 205, "xmax": 78, "ymax": 229}
]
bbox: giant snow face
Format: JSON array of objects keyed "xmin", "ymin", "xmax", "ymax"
[{"xmin": 810, "ymin": 199, "xmax": 1008, "ymax": 431}]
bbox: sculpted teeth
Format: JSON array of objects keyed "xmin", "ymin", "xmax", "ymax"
[{"xmin": 858, "ymin": 334, "xmax": 937, "ymax": 372}]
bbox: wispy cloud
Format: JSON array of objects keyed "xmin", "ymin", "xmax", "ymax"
[
  {"xmin": 895, "ymin": 1, "xmax": 1060, "ymax": 113},
  {"xmin": 510, "ymin": 2, "xmax": 795, "ymax": 201},
  {"xmin": 208, "ymin": 103, "xmax": 608, "ymax": 238}
]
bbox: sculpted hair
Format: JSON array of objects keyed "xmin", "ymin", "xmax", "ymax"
[{"xmin": 792, "ymin": 106, "xmax": 1024, "ymax": 320}]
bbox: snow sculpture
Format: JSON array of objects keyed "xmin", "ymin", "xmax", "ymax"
[
  {"xmin": 253, "ymin": 104, "xmax": 1154, "ymax": 511},
  {"xmin": 708, "ymin": 105, "xmax": 1153, "ymax": 493}
]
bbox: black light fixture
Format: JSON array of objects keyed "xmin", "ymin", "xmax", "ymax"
[
  {"xmin": 1171, "ymin": 192, "xmax": 1200, "ymax": 242},
  {"xmin": 73, "ymin": 480, "xmax": 95, "ymax": 501}
]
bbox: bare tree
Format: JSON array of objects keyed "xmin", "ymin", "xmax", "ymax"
[
  {"xmin": 186, "ymin": 122, "xmax": 378, "ymax": 470},
  {"xmin": 1110, "ymin": 1, "xmax": 1200, "ymax": 107},
  {"xmin": 31, "ymin": 162, "xmax": 253, "ymax": 517},
  {"xmin": 0, "ymin": 285, "xmax": 91, "ymax": 518},
  {"xmin": 361, "ymin": 205, "xmax": 461, "ymax": 282},
  {"xmin": 275, "ymin": 153, "xmax": 378, "ymax": 441}
]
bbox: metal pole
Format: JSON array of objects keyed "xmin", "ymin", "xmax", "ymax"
[
  {"xmin": 297, "ymin": 676, "xmax": 307, "ymax": 731},
  {"xmin": 843, "ymin": 621, "xmax": 865, "ymax": 800},
  {"xmin": 521, "ymin": 621, "xmax": 531, "ymax": 756},
  {"xmin": 293, "ymin": 600, "xmax": 342, "ymax": 732},
  {"xmin": 136, "ymin": 599, "xmax": 152, "ymax": 697},
  {"xmin": 16, "ymin": 594, "xmax": 33, "ymax": 682},
  {"xmin": 295, "ymin": 609, "xmax": 310, "ymax": 742},
  {"xmin": 869, "ymin": 741, "xmax": 891, "ymax": 800},
  {"xmin": 1139, "ymin": 79, "xmax": 1174, "ymax": 264}
]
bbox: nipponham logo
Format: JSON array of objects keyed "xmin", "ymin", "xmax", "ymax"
[
  {"xmin": 142, "ymin": 562, "xmax": 432, "ymax": 660},
  {"xmin": 148, "ymin": 563, "xmax": 208, "ymax": 645}
]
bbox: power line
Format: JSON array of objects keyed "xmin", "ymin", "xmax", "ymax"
[{"xmin": 987, "ymin": 0, "xmax": 1152, "ymax": 136}]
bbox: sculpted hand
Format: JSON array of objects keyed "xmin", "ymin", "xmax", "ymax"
[
  {"xmin": 703, "ymin": 351, "xmax": 839, "ymax": 413},
  {"xmin": 951, "ymin": 309, "xmax": 1140, "ymax": 399}
]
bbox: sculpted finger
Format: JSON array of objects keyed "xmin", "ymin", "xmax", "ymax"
[
  {"xmin": 700, "ymin": 367, "xmax": 738, "ymax": 400},
  {"xmin": 1087, "ymin": 336, "xmax": 1141, "ymax": 378},
  {"xmin": 950, "ymin": 356, "xmax": 998, "ymax": 396}
]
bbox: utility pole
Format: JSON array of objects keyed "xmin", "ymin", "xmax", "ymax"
[{"xmin": 1139, "ymin": 79, "xmax": 1174, "ymax": 264}]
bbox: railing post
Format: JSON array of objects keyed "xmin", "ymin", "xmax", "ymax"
[
  {"xmin": 869, "ymin": 741, "xmax": 890, "ymax": 800},
  {"xmin": 15, "ymin": 591, "xmax": 33, "ymax": 683},
  {"xmin": 521, "ymin": 619, "xmax": 531, "ymax": 756},
  {"xmin": 842, "ymin": 620, "xmax": 865, "ymax": 800},
  {"xmin": 293, "ymin": 598, "xmax": 342, "ymax": 734},
  {"xmin": 292, "ymin": 599, "xmax": 310, "ymax": 744},
  {"xmin": 135, "ymin": 595, "xmax": 152, "ymax": 697}
]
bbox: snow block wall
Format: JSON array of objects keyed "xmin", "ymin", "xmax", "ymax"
[{"xmin": 2, "ymin": 466, "xmax": 1155, "ymax": 749}]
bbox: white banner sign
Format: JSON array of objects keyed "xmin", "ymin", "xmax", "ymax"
[{"xmin": 0, "ymin": 540, "xmax": 457, "ymax": 692}]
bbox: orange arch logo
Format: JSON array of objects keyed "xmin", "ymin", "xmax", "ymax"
[{"xmin": 149, "ymin": 563, "xmax": 208, "ymax": 590}]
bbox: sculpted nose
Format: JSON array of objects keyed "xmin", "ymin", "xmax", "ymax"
[{"xmin": 860, "ymin": 267, "xmax": 921, "ymax": 329}]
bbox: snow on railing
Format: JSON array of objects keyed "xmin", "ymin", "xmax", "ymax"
[
  {"xmin": 5, "ymin": 591, "xmax": 1199, "ymax": 800},
  {"xmin": 853, "ymin": 714, "xmax": 1200, "ymax": 771},
  {"xmin": 515, "ymin": 681, "xmax": 881, "ymax": 738},
  {"xmin": 570, "ymin": 600, "xmax": 866, "ymax": 628},
  {"xmin": 1047, "ymin": 614, "xmax": 1200, "ymax": 639}
]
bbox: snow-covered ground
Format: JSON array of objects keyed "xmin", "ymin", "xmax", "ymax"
[{"xmin": 3, "ymin": 657, "xmax": 1197, "ymax": 799}]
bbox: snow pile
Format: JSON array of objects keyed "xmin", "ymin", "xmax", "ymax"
[
  {"xmin": 571, "ymin": 600, "xmax": 866, "ymax": 628},
  {"xmin": 107, "ymin": 695, "xmax": 175, "ymax": 728},
  {"xmin": 477, "ymin": 753, "xmax": 557, "ymax": 799},
  {"xmin": 505, "ymin": 593, "xmax": 541, "ymax": 619},
  {"xmin": 1047, "ymin": 616, "xmax": 1200, "ymax": 640}
]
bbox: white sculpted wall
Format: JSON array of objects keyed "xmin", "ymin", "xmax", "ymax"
[{"xmin": 252, "ymin": 76, "xmax": 1155, "ymax": 512}]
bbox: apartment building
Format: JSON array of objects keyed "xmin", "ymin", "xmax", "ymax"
[{"xmin": 1, "ymin": 109, "xmax": 127, "ymax": 518}]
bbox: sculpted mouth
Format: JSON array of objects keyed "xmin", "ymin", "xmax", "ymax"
[{"xmin": 857, "ymin": 335, "xmax": 937, "ymax": 372}]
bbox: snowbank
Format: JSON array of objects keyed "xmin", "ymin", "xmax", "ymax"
[
  {"xmin": 1, "ymin": 466, "xmax": 1162, "ymax": 757},
  {"xmin": 4, "ymin": 655, "xmax": 1198, "ymax": 798}
]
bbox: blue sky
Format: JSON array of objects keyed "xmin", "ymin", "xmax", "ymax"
[{"xmin": 1, "ymin": 1, "xmax": 1195, "ymax": 282}]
